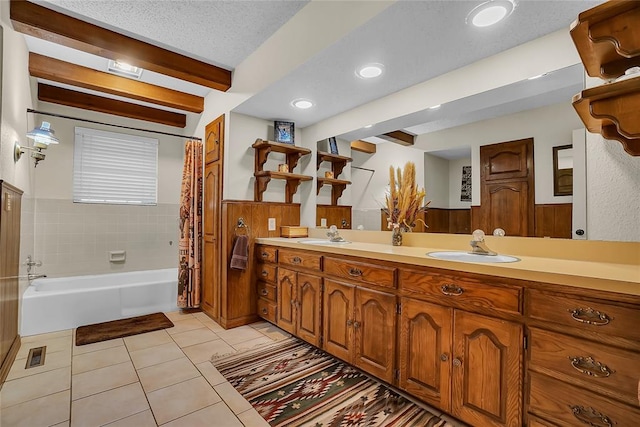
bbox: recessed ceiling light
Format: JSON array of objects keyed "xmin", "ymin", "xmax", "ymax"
[
  {"xmin": 363, "ymin": 124, "xmax": 374, "ymax": 128},
  {"xmin": 429, "ymin": 104, "xmax": 442, "ymax": 110},
  {"xmin": 107, "ymin": 60, "xmax": 143, "ymax": 79},
  {"xmin": 292, "ymin": 99, "xmax": 314, "ymax": 109},
  {"xmin": 466, "ymin": 0, "xmax": 515, "ymax": 27},
  {"xmin": 356, "ymin": 63, "xmax": 384, "ymax": 79}
]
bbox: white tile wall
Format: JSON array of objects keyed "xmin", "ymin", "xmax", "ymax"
[
  {"xmin": 33, "ymin": 199, "xmax": 180, "ymax": 277},
  {"xmin": 352, "ymin": 208, "xmax": 383, "ymax": 231}
]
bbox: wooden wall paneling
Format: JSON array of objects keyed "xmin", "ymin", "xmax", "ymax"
[
  {"xmin": 534, "ymin": 204, "xmax": 572, "ymax": 239},
  {"xmin": 425, "ymin": 208, "xmax": 450, "ymax": 233},
  {"xmin": 449, "ymin": 209, "xmax": 471, "ymax": 234},
  {"xmin": 317, "ymin": 205, "xmax": 352, "ymax": 229}
]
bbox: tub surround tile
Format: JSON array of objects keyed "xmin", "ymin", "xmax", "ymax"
[
  {"xmin": 7, "ymin": 348, "xmax": 72, "ymax": 381},
  {"xmin": 146, "ymin": 377, "xmax": 221, "ymax": 425},
  {"xmin": 183, "ymin": 339, "xmax": 236, "ymax": 364},
  {"xmin": 237, "ymin": 407, "xmax": 271, "ymax": 427},
  {"xmin": 72, "ymin": 345, "xmax": 130, "ymax": 374},
  {"xmin": 0, "ymin": 390, "xmax": 70, "ymax": 427},
  {"xmin": 72, "ymin": 361, "xmax": 138, "ymax": 400},
  {"xmin": 124, "ymin": 330, "xmax": 173, "ymax": 352},
  {"xmin": 70, "ymin": 382, "xmax": 149, "ymax": 427},
  {"xmin": 137, "ymin": 357, "xmax": 200, "ymax": 393},
  {"xmin": 0, "ymin": 366, "xmax": 71, "ymax": 408},
  {"xmin": 72, "ymin": 337, "xmax": 125, "ymax": 355},
  {"xmin": 103, "ymin": 410, "xmax": 157, "ymax": 427},
  {"xmin": 195, "ymin": 362, "xmax": 227, "ymax": 387},
  {"xmin": 166, "ymin": 318, "xmax": 206, "ymax": 335},
  {"xmin": 161, "ymin": 402, "xmax": 242, "ymax": 427},
  {"xmin": 214, "ymin": 381, "xmax": 253, "ymax": 414},
  {"xmin": 170, "ymin": 327, "xmax": 218, "ymax": 348},
  {"xmin": 129, "ymin": 342, "xmax": 185, "ymax": 370}
]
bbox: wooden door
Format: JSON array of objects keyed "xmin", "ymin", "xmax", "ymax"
[
  {"xmin": 354, "ymin": 287, "xmax": 396, "ymax": 384},
  {"xmin": 452, "ymin": 311, "xmax": 522, "ymax": 427},
  {"xmin": 296, "ymin": 273, "xmax": 322, "ymax": 347},
  {"xmin": 398, "ymin": 298, "xmax": 453, "ymax": 411},
  {"xmin": 322, "ymin": 279, "xmax": 354, "ymax": 362},
  {"xmin": 202, "ymin": 114, "xmax": 225, "ymax": 320},
  {"xmin": 277, "ymin": 268, "xmax": 296, "ymax": 334},
  {"xmin": 479, "ymin": 138, "xmax": 534, "ymax": 237}
]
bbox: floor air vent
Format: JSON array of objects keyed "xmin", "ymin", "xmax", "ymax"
[{"xmin": 25, "ymin": 346, "xmax": 46, "ymax": 369}]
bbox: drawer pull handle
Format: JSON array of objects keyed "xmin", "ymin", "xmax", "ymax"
[
  {"xmin": 353, "ymin": 321, "xmax": 361, "ymax": 329},
  {"xmin": 569, "ymin": 356, "xmax": 613, "ymax": 378},
  {"xmin": 569, "ymin": 307, "xmax": 611, "ymax": 326},
  {"xmin": 260, "ymin": 289, "xmax": 269, "ymax": 296},
  {"xmin": 292, "ymin": 257, "xmax": 302, "ymax": 264},
  {"xmin": 348, "ymin": 268, "xmax": 363, "ymax": 277},
  {"xmin": 441, "ymin": 284, "xmax": 464, "ymax": 296},
  {"xmin": 261, "ymin": 270, "xmax": 268, "ymax": 277},
  {"xmin": 262, "ymin": 252, "xmax": 269, "ymax": 258},
  {"xmin": 570, "ymin": 405, "xmax": 613, "ymax": 427},
  {"xmin": 453, "ymin": 358, "xmax": 462, "ymax": 367},
  {"xmin": 261, "ymin": 308, "xmax": 268, "ymax": 315},
  {"xmin": 347, "ymin": 319, "xmax": 353, "ymax": 327}
]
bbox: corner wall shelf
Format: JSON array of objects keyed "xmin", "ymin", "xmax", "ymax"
[
  {"xmin": 316, "ymin": 151, "xmax": 352, "ymax": 205},
  {"xmin": 252, "ymin": 139, "xmax": 312, "ymax": 203}
]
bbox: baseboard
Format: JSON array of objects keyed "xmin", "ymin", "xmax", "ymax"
[
  {"xmin": 0, "ymin": 335, "xmax": 21, "ymax": 390},
  {"xmin": 219, "ymin": 314, "xmax": 260, "ymax": 330}
]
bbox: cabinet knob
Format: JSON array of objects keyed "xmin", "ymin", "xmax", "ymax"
[
  {"xmin": 569, "ymin": 307, "xmax": 611, "ymax": 326},
  {"xmin": 569, "ymin": 356, "xmax": 613, "ymax": 378},
  {"xmin": 262, "ymin": 252, "xmax": 269, "ymax": 258},
  {"xmin": 353, "ymin": 321, "xmax": 361, "ymax": 329},
  {"xmin": 440, "ymin": 353, "xmax": 449, "ymax": 362},
  {"xmin": 348, "ymin": 268, "xmax": 363, "ymax": 277},
  {"xmin": 261, "ymin": 308, "xmax": 268, "ymax": 315},
  {"xmin": 260, "ymin": 289, "xmax": 269, "ymax": 296},
  {"xmin": 453, "ymin": 358, "xmax": 462, "ymax": 367},
  {"xmin": 570, "ymin": 405, "xmax": 613, "ymax": 427},
  {"xmin": 292, "ymin": 256, "xmax": 302, "ymax": 264},
  {"xmin": 441, "ymin": 284, "xmax": 464, "ymax": 296},
  {"xmin": 261, "ymin": 270, "xmax": 268, "ymax": 277},
  {"xmin": 347, "ymin": 319, "xmax": 353, "ymax": 327}
]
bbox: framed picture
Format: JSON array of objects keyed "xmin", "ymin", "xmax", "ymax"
[
  {"xmin": 328, "ymin": 137, "xmax": 339, "ymax": 155},
  {"xmin": 274, "ymin": 121, "xmax": 295, "ymax": 144}
]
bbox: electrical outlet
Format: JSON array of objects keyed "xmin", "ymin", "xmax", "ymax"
[
  {"xmin": 320, "ymin": 218, "xmax": 327, "ymax": 227},
  {"xmin": 268, "ymin": 218, "xmax": 276, "ymax": 231}
]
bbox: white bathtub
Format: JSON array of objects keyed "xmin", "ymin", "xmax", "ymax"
[{"xmin": 21, "ymin": 268, "xmax": 179, "ymax": 336}]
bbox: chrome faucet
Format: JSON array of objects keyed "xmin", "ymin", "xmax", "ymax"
[
  {"xmin": 469, "ymin": 229, "xmax": 497, "ymax": 256},
  {"xmin": 28, "ymin": 273, "xmax": 47, "ymax": 281},
  {"xmin": 326, "ymin": 225, "xmax": 346, "ymax": 242}
]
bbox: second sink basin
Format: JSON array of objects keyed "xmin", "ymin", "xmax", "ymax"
[
  {"xmin": 298, "ymin": 239, "xmax": 351, "ymax": 245},
  {"xmin": 427, "ymin": 251, "xmax": 519, "ymax": 264}
]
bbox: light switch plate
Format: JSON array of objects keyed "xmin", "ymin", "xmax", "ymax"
[
  {"xmin": 320, "ymin": 218, "xmax": 327, "ymax": 227},
  {"xmin": 268, "ymin": 218, "xmax": 276, "ymax": 231}
]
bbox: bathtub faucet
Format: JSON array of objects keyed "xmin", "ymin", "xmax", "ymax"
[{"xmin": 28, "ymin": 273, "xmax": 47, "ymax": 281}]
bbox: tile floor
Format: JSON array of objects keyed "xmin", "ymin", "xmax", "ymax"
[{"xmin": 1, "ymin": 311, "xmax": 465, "ymax": 427}]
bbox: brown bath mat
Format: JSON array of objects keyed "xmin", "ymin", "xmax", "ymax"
[{"xmin": 75, "ymin": 312, "xmax": 174, "ymax": 346}]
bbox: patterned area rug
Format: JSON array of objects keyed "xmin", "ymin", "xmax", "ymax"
[{"xmin": 211, "ymin": 337, "xmax": 450, "ymax": 427}]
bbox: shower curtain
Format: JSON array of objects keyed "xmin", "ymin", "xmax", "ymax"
[{"xmin": 177, "ymin": 139, "xmax": 203, "ymax": 308}]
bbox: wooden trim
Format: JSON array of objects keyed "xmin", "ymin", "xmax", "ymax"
[
  {"xmin": 0, "ymin": 336, "xmax": 21, "ymax": 389},
  {"xmin": 29, "ymin": 53, "xmax": 204, "ymax": 113},
  {"xmin": 377, "ymin": 130, "xmax": 415, "ymax": 146},
  {"xmin": 350, "ymin": 140, "xmax": 376, "ymax": 154},
  {"xmin": 10, "ymin": 0, "xmax": 231, "ymax": 91},
  {"xmin": 38, "ymin": 83, "xmax": 187, "ymax": 128}
]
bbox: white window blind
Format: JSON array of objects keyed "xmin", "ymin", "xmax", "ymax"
[{"xmin": 73, "ymin": 127, "xmax": 158, "ymax": 205}]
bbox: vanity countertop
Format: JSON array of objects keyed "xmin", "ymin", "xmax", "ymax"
[{"xmin": 255, "ymin": 236, "xmax": 640, "ymax": 297}]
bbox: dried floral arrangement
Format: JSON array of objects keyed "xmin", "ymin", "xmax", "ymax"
[{"xmin": 383, "ymin": 162, "xmax": 430, "ymax": 231}]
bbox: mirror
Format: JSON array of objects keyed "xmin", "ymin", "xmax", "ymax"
[
  {"xmin": 553, "ymin": 145, "xmax": 573, "ymax": 196},
  {"xmin": 319, "ymin": 64, "xmax": 587, "ymax": 238}
]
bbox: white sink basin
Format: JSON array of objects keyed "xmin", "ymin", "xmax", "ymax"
[
  {"xmin": 427, "ymin": 251, "xmax": 519, "ymax": 264},
  {"xmin": 298, "ymin": 239, "xmax": 351, "ymax": 245}
]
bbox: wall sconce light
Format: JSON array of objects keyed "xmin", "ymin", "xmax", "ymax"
[{"xmin": 14, "ymin": 121, "xmax": 59, "ymax": 167}]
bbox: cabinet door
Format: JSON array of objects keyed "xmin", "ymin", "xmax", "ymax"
[
  {"xmin": 482, "ymin": 181, "xmax": 531, "ymax": 237},
  {"xmin": 354, "ymin": 287, "xmax": 396, "ymax": 384},
  {"xmin": 399, "ymin": 298, "xmax": 453, "ymax": 411},
  {"xmin": 277, "ymin": 268, "xmax": 296, "ymax": 334},
  {"xmin": 452, "ymin": 311, "xmax": 522, "ymax": 427},
  {"xmin": 296, "ymin": 273, "xmax": 322, "ymax": 347},
  {"xmin": 202, "ymin": 162, "xmax": 220, "ymax": 319},
  {"xmin": 205, "ymin": 114, "xmax": 223, "ymax": 164},
  {"xmin": 323, "ymin": 279, "xmax": 354, "ymax": 362}
]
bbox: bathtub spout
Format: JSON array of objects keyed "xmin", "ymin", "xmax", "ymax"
[{"xmin": 28, "ymin": 273, "xmax": 47, "ymax": 281}]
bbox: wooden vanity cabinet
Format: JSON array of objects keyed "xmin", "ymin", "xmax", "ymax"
[
  {"xmin": 256, "ymin": 245, "xmax": 278, "ymax": 324},
  {"xmin": 323, "ymin": 279, "xmax": 396, "ymax": 384}
]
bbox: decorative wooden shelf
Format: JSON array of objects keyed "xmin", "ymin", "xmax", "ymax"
[
  {"xmin": 570, "ymin": 0, "xmax": 640, "ymax": 79},
  {"xmin": 316, "ymin": 151, "xmax": 352, "ymax": 205},
  {"xmin": 252, "ymin": 139, "xmax": 312, "ymax": 203}
]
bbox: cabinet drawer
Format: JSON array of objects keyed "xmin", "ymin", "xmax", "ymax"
[
  {"xmin": 256, "ymin": 246, "xmax": 277, "ymax": 263},
  {"xmin": 529, "ymin": 372, "xmax": 640, "ymax": 427},
  {"xmin": 400, "ymin": 269, "xmax": 522, "ymax": 314},
  {"xmin": 279, "ymin": 249, "xmax": 322, "ymax": 272},
  {"xmin": 529, "ymin": 327, "xmax": 640, "ymax": 406},
  {"xmin": 257, "ymin": 299, "xmax": 277, "ymax": 323},
  {"xmin": 528, "ymin": 289, "xmax": 640, "ymax": 341},
  {"xmin": 324, "ymin": 257, "xmax": 395, "ymax": 289},
  {"xmin": 527, "ymin": 415, "xmax": 555, "ymax": 427},
  {"xmin": 257, "ymin": 282, "xmax": 277, "ymax": 303},
  {"xmin": 256, "ymin": 263, "xmax": 277, "ymax": 283}
]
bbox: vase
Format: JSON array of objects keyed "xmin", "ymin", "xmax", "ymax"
[{"xmin": 392, "ymin": 226, "xmax": 403, "ymax": 246}]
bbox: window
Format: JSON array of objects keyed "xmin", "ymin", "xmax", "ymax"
[{"xmin": 73, "ymin": 127, "xmax": 158, "ymax": 205}]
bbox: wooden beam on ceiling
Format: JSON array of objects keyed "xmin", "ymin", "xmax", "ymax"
[
  {"xmin": 10, "ymin": 0, "xmax": 231, "ymax": 91},
  {"xmin": 377, "ymin": 130, "xmax": 415, "ymax": 146},
  {"xmin": 350, "ymin": 140, "xmax": 377, "ymax": 154},
  {"xmin": 30, "ymin": 53, "xmax": 204, "ymax": 113},
  {"xmin": 38, "ymin": 83, "xmax": 187, "ymax": 128}
]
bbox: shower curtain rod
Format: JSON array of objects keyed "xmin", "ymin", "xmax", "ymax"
[
  {"xmin": 27, "ymin": 108, "xmax": 202, "ymax": 141},
  {"xmin": 352, "ymin": 166, "xmax": 375, "ymax": 173}
]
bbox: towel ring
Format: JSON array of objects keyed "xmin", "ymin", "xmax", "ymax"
[{"xmin": 234, "ymin": 217, "xmax": 250, "ymax": 237}]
